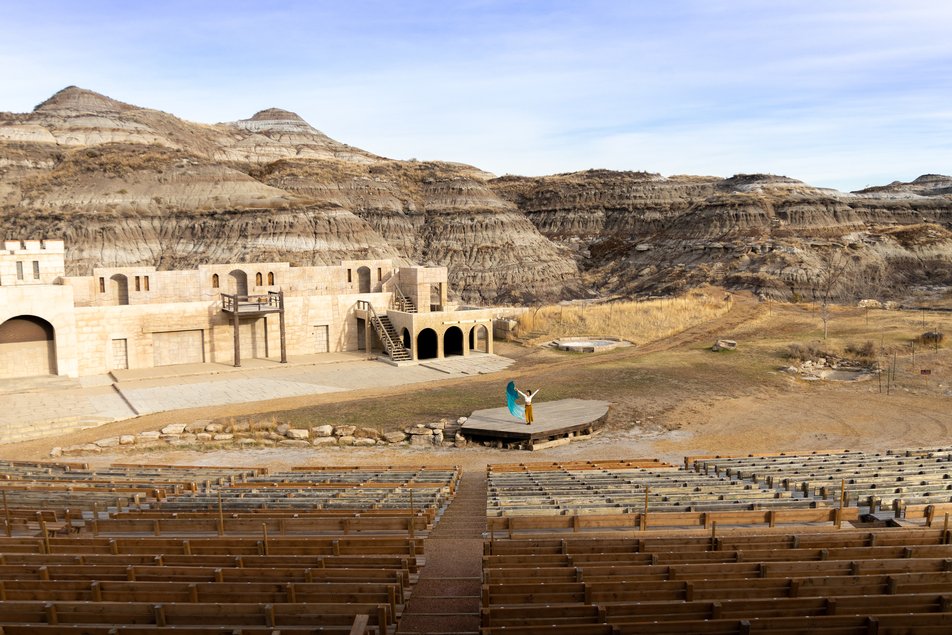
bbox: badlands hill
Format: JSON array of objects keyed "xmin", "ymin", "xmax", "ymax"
[{"xmin": 2, "ymin": 86, "xmax": 951, "ymax": 303}]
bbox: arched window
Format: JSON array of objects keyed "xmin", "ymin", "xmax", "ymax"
[
  {"xmin": 255, "ymin": 272, "xmax": 263, "ymax": 286},
  {"xmin": 267, "ymin": 272, "xmax": 275, "ymax": 285},
  {"xmin": 212, "ymin": 273, "xmax": 219, "ymax": 289}
]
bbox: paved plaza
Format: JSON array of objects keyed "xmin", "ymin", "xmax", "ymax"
[{"xmin": 0, "ymin": 353, "xmax": 514, "ymax": 443}]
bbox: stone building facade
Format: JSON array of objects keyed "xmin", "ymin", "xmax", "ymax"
[{"xmin": 0, "ymin": 239, "xmax": 494, "ymax": 379}]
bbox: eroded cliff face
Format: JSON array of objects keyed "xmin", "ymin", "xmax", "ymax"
[
  {"xmin": 255, "ymin": 160, "xmax": 580, "ymax": 303},
  {"xmin": 0, "ymin": 87, "xmax": 580, "ymax": 302},
  {"xmin": 2, "ymin": 86, "xmax": 951, "ymax": 304},
  {"xmin": 491, "ymin": 172, "xmax": 952, "ymax": 300}
]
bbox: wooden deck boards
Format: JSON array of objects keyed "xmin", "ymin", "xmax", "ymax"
[{"xmin": 461, "ymin": 399, "xmax": 610, "ymax": 447}]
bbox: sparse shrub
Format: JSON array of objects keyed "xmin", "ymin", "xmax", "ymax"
[
  {"xmin": 918, "ymin": 331, "xmax": 945, "ymax": 346},
  {"xmin": 787, "ymin": 342, "xmax": 809, "ymax": 361},
  {"xmin": 845, "ymin": 340, "xmax": 876, "ymax": 359},
  {"xmin": 786, "ymin": 342, "xmax": 833, "ymax": 362}
]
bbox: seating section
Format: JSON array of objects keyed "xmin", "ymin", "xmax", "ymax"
[
  {"xmin": 487, "ymin": 459, "xmax": 857, "ymax": 534},
  {"xmin": 482, "ymin": 529, "xmax": 952, "ymax": 633},
  {"xmin": 9, "ymin": 451, "xmax": 952, "ymax": 632},
  {"xmin": 0, "ymin": 460, "xmax": 461, "ymax": 634},
  {"xmin": 482, "ymin": 452, "xmax": 952, "ymax": 634},
  {"xmin": 690, "ymin": 449, "xmax": 952, "ymax": 517}
]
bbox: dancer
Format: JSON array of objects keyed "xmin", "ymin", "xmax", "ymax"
[{"xmin": 515, "ymin": 387, "xmax": 540, "ymax": 425}]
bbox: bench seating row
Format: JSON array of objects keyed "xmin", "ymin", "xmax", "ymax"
[
  {"xmin": 0, "ymin": 461, "xmax": 465, "ymax": 635},
  {"xmin": 481, "ymin": 525, "xmax": 952, "ymax": 634}
]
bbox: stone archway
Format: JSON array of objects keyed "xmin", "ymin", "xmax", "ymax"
[
  {"xmin": 444, "ymin": 326, "xmax": 464, "ymax": 357},
  {"xmin": 357, "ymin": 266, "xmax": 371, "ymax": 293},
  {"xmin": 110, "ymin": 274, "xmax": 129, "ymax": 305},
  {"xmin": 402, "ymin": 328, "xmax": 412, "ymax": 350},
  {"xmin": 429, "ymin": 283, "xmax": 444, "ymax": 311},
  {"xmin": 417, "ymin": 328, "xmax": 438, "ymax": 360},
  {"xmin": 0, "ymin": 315, "xmax": 57, "ymax": 378},
  {"xmin": 229, "ymin": 269, "xmax": 248, "ymax": 296},
  {"xmin": 469, "ymin": 324, "xmax": 490, "ymax": 353}
]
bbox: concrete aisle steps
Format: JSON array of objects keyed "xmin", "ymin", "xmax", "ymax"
[{"xmin": 397, "ymin": 470, "xmax": 487, "ymax": 635}]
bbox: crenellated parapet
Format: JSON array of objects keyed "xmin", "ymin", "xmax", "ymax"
[{"xmin": 0, "ymin": 239, "xmax": 66, "ymax": 285}]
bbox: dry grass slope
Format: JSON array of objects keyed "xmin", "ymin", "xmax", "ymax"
[{"xmin": 516, "ymin": 287, "xmax": 734, "ymax": 344}]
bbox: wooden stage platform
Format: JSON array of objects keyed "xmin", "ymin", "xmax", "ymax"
[{"xmin": 461, "ymin": 398, "xmax": 610, "ymax": 450}]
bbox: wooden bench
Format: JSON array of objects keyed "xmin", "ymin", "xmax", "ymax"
[
  {"xmin": 0, "ymin": 601, "xmax": 392, "ymax": 633},
  {"xmin": 0, "ymin": 551, "xmax": 416, "ymax": 576},
  {"xmin": 0, "ymin": 623, "xmax": 368, "ymax": 634},
  {"xmin": 487, "ymin": 508, "xmax": 858, "ymax": 536},
  {"xmin": 0, "ymin": 579, "xmax": 402, "ymax": 617},
  {"xmin": 0, "ymin": 535, "xmax": 426, "ymax": 557},
  {"xmin": 86, "ymin": 515, "xmax": 429, "ymax": 536},
  {"xmin": 611, "ymin": 612, "xmax": 952, "ymax": 634},
  {"xmin": 480, "ymin": 603, "xmax": 604, "ymax": 627}
]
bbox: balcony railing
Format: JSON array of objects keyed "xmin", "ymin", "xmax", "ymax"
[{"xmin": 221, "ymin": 291, "xmax": 283, "ymax": 314}]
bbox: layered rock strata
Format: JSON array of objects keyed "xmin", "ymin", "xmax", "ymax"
[{"xmin": 3, "ymin": 86, "xmax": 951, "ymax": 302}]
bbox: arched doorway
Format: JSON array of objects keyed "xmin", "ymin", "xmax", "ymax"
[
  {"xmin": 110, "ymin": 274, "xmax": 129, "ymax": 305},
  {"xmin": 469, "ymin": 324, "xmax": 489, "ymax": 353},
  {"xmin": 429, "ymin": 283, "xmax": 443, "ymax": 311},
  {"xmin": 357, "ymin": 266, "xmax": 371, "ymax": 293},
  {"xmin": 444, "ymin": 326, "xmax": 464, "ymax": 356},
  {"xmin": 417, "ymin": 328, "xmax": 438, "ymax": 360},
  {"xmin": 229, "ymin": 270, "xmax": 248, "ymax": 296},
  {"xmin": 402, "ymin": 328, "xmax": 411, "ymax": 350},
  {"xmin": 0, "ymin": 315, "xmax": 56, "ymax": 378}
]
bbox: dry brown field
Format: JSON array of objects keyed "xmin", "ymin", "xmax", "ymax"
[{"xmin": 1, "ymin": 291, "xmax": 950, "ymax": 470}]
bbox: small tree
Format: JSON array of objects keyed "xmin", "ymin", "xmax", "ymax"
[{"xmin": 809, "ymin": 249, "xmax": 853, "ymax": 339}]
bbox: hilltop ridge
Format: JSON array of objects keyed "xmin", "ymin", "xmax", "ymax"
[{"xmin": 1, "ymin": 86, "xmax": 950, "ymax": 303}]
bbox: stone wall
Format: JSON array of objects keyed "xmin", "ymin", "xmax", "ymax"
[
  {"xmin": 0, "ymin": 245, "xmax": 489, "ymax": 378},
  {"xmin": 0, "ymin": 239, "xmax": 66, "ymax": 287},
  {"xmin": 0, "ymin": 284, "xmax": 79, "ymax": 377}
]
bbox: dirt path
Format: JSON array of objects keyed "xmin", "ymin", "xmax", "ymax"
[{"xmin": 632, "ymin": 291, "xmax": 764, "ymax": 355}]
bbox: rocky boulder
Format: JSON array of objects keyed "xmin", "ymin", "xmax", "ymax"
[
  {"xmin": 312, "ymin": 425, "xmax": 334, "ymax": 437},
  {"xmin": 712, "ymin": 339, "xmax": 737, "ymax": 352}
]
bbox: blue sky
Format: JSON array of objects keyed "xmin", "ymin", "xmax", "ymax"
[{"xmin": 1, "ymin": 1, "xmax": 950, "ymax": 191}]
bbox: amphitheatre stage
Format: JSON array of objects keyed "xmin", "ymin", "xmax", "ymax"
[{"xmin": 461, "ymin": 398, "xmax": 610, "ymax": 450}]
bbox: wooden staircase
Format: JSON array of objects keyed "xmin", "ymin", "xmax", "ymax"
[
  {"xmin": 371, "ymin": 312, "xmax": 412, "ymax": 362},
  {"xmin": 392, "ymin": 285, "xmax": 418, "ymax": 313}
]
